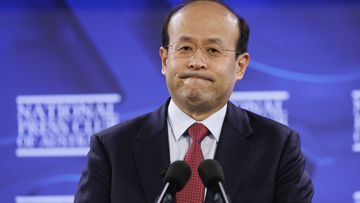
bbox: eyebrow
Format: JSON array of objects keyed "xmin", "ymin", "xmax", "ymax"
[
  {"xmin": 206, "ymin": 38, "xmax": 225, "ymax": 44},
  {"xmin": 177, "ymin": 35, "xmax": 193, "ymax": 42},
  {"xmin": 176, "ymin": 35, "xmax": 225, "ymax": 45}
]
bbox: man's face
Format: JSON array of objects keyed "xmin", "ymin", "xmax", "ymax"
[{"xmin": 160, "ymin": 1, "xmax": 249, "ymax": 115}]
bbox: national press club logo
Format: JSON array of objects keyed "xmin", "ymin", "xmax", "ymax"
[
  {"xmin": 230, "ymin": 91, "xmax": 289, "ymax": 125},
  {"xmin": 15, "ymin": 94, "xmax": 121, "ymax": 157}
]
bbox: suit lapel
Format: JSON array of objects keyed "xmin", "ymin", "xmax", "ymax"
[
  {"xmin": 132, "ymin": 101, "xmax": 170, "ymax": 202},
  {"xmin": 211, "ymin": 102, "xmax": 255, "ymax": 201}
]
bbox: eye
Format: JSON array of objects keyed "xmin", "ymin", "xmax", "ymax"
[
  {"xmin": 207, "ymin": 47, "xmax": 221, "ymax": 53},
  {"xmin": 178, "ymin": 46, "xmax": 194, "ymax": 52},
  {"xmin": 206, "ymin": 46, "xmax": 223, "ymax": 56}
]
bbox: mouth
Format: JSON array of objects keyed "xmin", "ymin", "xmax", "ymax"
[{"xmin": 179, "ymin": 72, "xmax": 214, "ymax": 82}]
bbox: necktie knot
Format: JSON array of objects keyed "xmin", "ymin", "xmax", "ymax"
[{"xmin": 188, "ymin": 123, "xmax": 208, "ymax": 144}]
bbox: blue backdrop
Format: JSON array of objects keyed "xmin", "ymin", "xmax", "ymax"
[{"xmin": 1, "ymin": 0, "xmax": 360, "ymax": 202}]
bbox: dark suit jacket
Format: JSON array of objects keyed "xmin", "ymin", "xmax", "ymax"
[{"xmin": 74, "ymin": 100, "xmax": 313, "ymax": 203}]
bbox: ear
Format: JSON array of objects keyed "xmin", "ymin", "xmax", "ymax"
[
  {"xmin": 235, "ymin": 52, "xmax": 250, "ymax": 80},
  {"xmin": 159, "ymin": 47, "xmax": 168, "ymax": 75}
]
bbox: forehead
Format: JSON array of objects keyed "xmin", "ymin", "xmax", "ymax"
[{"xmin": 168, "ymin": 1, "xmax": 239, "ymax": 46}]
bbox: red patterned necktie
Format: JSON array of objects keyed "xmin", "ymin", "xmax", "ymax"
[{"xmin": 176, "ymin": 123, "xmax": 208, "ymax": 203}]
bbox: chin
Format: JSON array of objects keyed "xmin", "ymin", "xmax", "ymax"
[{"xmin": 185, "ymin": 92, "xmax": 213, "ymax": 105}]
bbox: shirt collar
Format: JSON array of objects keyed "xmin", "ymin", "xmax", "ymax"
[{"xmin": 167, "ymin": 99, "xmax": 227, "ymax": 142}]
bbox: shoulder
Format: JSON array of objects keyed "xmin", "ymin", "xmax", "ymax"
[
  {"xmin": 228, "ymin": 102, "xmax": 296, "ymax": 144},
  {"xmin": 244, "ymin": 109, "xmax": 292, "ymax": 136},
  {"xmin": 94, "ymin": 113, "xmax": 151, "ymax": 145},
  {"xmin": 90, "ymin": 100, "xmax": 168, "ymax": 148}
]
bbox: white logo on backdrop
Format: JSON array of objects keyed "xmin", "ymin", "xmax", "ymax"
[
  {"xmin": 353, "ymin": 90, "xmax": 360, "ymax": 153},
  {"xmin": 230, "ymin": 91, "xmax": 289, "ymax": 125},
  {"xmin": 15, "ymin": 195, "xmax": 74, "ymax": 203},
  {"xmin": 354, "ymin": 191, "xmax": 360, "ymax": 203},
  {"xmin": 16, "ymin": 94, "xmax": 121, "ymax": 157}
]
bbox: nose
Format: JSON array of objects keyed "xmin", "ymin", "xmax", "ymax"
[{"xmin": 188, "ymin": 48, "xmax": 207, "ymax": 70}]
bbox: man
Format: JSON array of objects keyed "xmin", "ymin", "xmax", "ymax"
[{"xmin": 75, "ymin": 0, "xmax": 314, "ymax": 202}]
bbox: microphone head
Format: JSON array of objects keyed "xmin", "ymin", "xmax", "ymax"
[
  {"xmin": 198, "ymin": 159, "xmax": 225, "ymax": 192},
  {"xmin": 164, "ymin": 160, "xmax": 191, "ymax": 192}
]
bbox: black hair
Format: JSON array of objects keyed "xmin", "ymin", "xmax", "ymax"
[{"xmin": 161, "ymin": 0, "xmax": 249, "ymax": 57}]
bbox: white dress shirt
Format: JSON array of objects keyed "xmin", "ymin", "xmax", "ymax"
[{"xmin": 167, "ymin": 99, "xmax": 227, "ymax": 163}]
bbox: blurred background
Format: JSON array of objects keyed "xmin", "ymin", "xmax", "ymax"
[{"xmin": 0, "ymin": 0, "xmax": 359, "ymax": 202}]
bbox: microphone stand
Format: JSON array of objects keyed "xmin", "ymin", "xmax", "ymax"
[
  {"xmin": 214, "ymin": 193, "xmax": 224, "ymax": 203},
  {"xmin": 161, "ymin": 193, "xmax": 173, "ymax": 203},
  {"xmin": 215, "ymin": 181, "xmax": 230, "ymax": 203},
  {"xmin": 218, "ymin": 181, "xmax": 230, "ymax": 203},
  {"xmin": 156, "ymin": 182, "xmax": 175, "ymax": 203}
]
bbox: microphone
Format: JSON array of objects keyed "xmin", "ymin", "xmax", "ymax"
[
  {"xmin": 156, "ymin": 160, "xmax": 191, "ymax": 203},
  {"xmin": 198, "ymin": 159, "xmax": 230, "ymax": 203}
]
